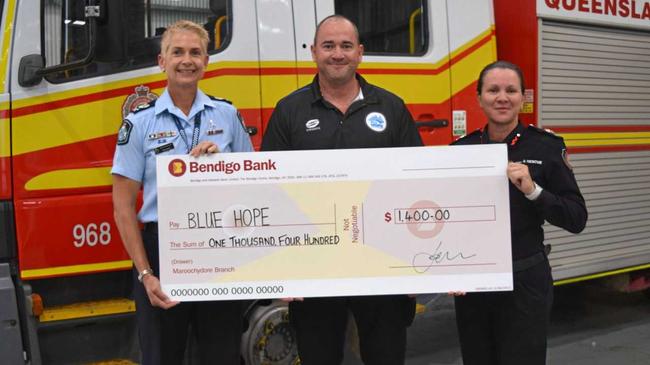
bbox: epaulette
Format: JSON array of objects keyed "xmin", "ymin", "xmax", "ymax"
[
  {"xmin": 133, "ymin": 100, "xmax": 156, "ymax": 114},
  {"xmin": 527, "ymin": 124, "xmax": 562, "ymax": 140},
  {"xmin": 208, "ymin": 95, "xmax": 233, "ymax": 104},
  {"xmin": 451, "ymin": 128, "xmax": 481, "ymax": 144}
]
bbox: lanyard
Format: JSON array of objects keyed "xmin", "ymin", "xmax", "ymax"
[{"xmin": 172, "ymin": 112, "xmax": 201, "ymax": 153}]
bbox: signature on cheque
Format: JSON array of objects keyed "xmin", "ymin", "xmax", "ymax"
[{"xmin": 411, "ymin": 241, "xmax": 476, "ymax": 274}]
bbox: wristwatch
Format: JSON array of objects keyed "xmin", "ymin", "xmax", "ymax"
[{"xmin": 138, "ymin": 268, "xmax": 154, "ymax": 283}]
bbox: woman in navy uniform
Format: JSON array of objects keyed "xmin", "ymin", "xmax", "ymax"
[
  {"xmin": 112, "ymin": 20, "xmax": 253, "ymax": 364},
  {"xmin": 452, "ymin": 61, "xmax": 587, "ymax": 365}
]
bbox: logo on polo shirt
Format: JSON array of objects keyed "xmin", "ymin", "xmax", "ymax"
[
  {"xmin": 168, "ymin": 159, "xmax": 187, "ymax": 177},
  {"xmin": 305, "ymin": 119, "xmax": 321, "ymax": 132},
  {"xmin": 366, "ymin": 112, "xmax": 387, "ymax": 132}
]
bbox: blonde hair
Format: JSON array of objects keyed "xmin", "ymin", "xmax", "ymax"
[{"xmin": 160, "ymin": 20, "xmax": 209, "ymax": 54}]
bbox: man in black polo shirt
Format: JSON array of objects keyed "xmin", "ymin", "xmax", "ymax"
[{"xmin": 261, "ymin": 14, "xmax": 422, "ymax": 365}]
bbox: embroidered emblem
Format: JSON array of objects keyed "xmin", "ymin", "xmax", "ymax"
[
  {"xmin": 122, "ymin": 85, "xmax": 158, "ymax": 119},
  {"xmin": 117, "ymin": 120, "xmax": 133, "ymax": 145},
  {"xmin": 365, "ymin": 112, "xmax": 387, "ymax": 132},
  {"xmin": 305, "ymin": 119, "xmax": 320, "ymax": 132}
]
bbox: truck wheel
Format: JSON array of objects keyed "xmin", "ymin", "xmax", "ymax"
[{"xmin": 241, "ymin": 301, "xmax": 300, "ymax": 365}]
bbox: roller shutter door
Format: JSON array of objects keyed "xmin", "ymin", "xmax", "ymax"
[
  {"xmin": 540, "ymin": 21, "xmax": 650, "ymax": 126},
  {"xmin": 539, "ymin": 20, "xmax": 650, "ymax": 280}
]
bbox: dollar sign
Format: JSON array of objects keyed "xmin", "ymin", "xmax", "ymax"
[{"xmin": 384, "ymin": 212, "xmax": 392, "ymax": 223}]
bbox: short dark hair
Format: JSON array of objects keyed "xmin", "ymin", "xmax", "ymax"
[
  {"xmin": 477, "ymin": 60, "xmax": 525, "ymax": 95},
  {"xmin": 313, "ymin": 15, "xmax": 360, "ymax": 45}
]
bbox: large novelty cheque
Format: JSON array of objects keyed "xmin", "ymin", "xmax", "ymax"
[{"xmin": 156, "ymin": 145, "xmax": 512, "ymax": 301}]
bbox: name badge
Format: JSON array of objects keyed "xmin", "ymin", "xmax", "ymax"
[{"xmin": 154, "ymin": 143, "xmax": 174, "ymax": 154}]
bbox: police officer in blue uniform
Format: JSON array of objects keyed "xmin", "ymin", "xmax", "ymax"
[
  {"xmin": 452, "ymin": 61, "xmax": 588, "ymax": 365},
  {"xmin": 112, "ymin": 20, "xmax": 253, "ymax": 365},
  {"xmin": 261, "ymin": 15, "xmax": 421, "ymax": 365}
]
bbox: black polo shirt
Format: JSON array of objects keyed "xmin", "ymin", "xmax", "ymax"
[{"xmin": 261, "ymin": 74, "xmax": 423, "ymax": 151}]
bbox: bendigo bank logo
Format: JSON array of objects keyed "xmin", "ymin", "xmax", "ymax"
[
  {"xmin": 168, "ymin": 159, "xmax": 187, "ymax": 177},
  {"xmin": 167, "ymin": 158, "xmax": 278, "ymax": 177}
]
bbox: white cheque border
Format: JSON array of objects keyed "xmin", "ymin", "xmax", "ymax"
[{"xmin": 157, "ymin": 145, "xmax": 513, "ymax": 301}]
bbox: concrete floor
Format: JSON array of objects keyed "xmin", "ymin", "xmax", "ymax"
[
  {"xmin": 344, "ymin": 280, "xmax": 650, "ymax": 364},
  {"xmin": 546, "ymin": 282, "xmax": 650, "ymax": 365}
]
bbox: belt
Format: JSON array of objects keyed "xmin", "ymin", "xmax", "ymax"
[
  {"xmin": 513, "ymin": 251, "xmax": 546, "ymax": 272},
  {"xmin": 143, "ymin": 222, "xmax": 158, "ymax": 233}
]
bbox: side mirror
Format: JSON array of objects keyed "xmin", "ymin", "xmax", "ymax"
[
  {"xmin": 18, "ymin": 55, "xmax": 45, "ymax": 87},
  {"xmin": 17, "ymin": 1, "xmax": 104, "ymax": 86}
]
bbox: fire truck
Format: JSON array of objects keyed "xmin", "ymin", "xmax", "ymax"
[{"xmin": 1, "ymin": 0, "xmax": 649, "ymax": 363}]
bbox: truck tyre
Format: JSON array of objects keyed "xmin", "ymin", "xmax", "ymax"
[{"xmin": 241, "ymin": 300, "xmax": 299, "ymax": 365}]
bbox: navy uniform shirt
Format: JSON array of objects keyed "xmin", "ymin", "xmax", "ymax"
[
  {"xmin": 111, "ymin": 89, "xmax": 253, "ymax": 223},
  {"xmin": 452, "ymin": 123, "xmax": 587, "ymax": 260},
  {"xmin": 261, "ymin": 74, "xmax": 423, "ymax": 151}
]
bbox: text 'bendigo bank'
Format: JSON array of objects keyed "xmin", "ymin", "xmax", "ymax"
[{"xmin": 189, "ymin": 159, "xmax": 277, "ymax": 174}]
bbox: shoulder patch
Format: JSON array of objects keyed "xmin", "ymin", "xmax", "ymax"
[
  {"xmin": 208, "ymin": 95, "xmax": 233, "ymax": 104},
  {"xmin": 117, "ymin": 119, "xmax": 133, "ymax": 145},
  {"xmin": 527, "ymin": 124, "xmax": 561, "ymax": 140},
  {"xmin": 133, "ymin": 100, "xmax": 156, "ymax": 114},
  {"xmin": 562, "ymin": 148, "xmax": 573, "ymax": 170}
]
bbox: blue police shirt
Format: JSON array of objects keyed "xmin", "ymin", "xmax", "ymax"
[{"xmin": 111, "ymin": 89, "xmax": 253, "ymax": 223}]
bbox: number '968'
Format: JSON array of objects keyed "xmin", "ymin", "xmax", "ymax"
[{"xmin": 73, "ymin": 222, "xmax": 111, "ymax": 247}]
